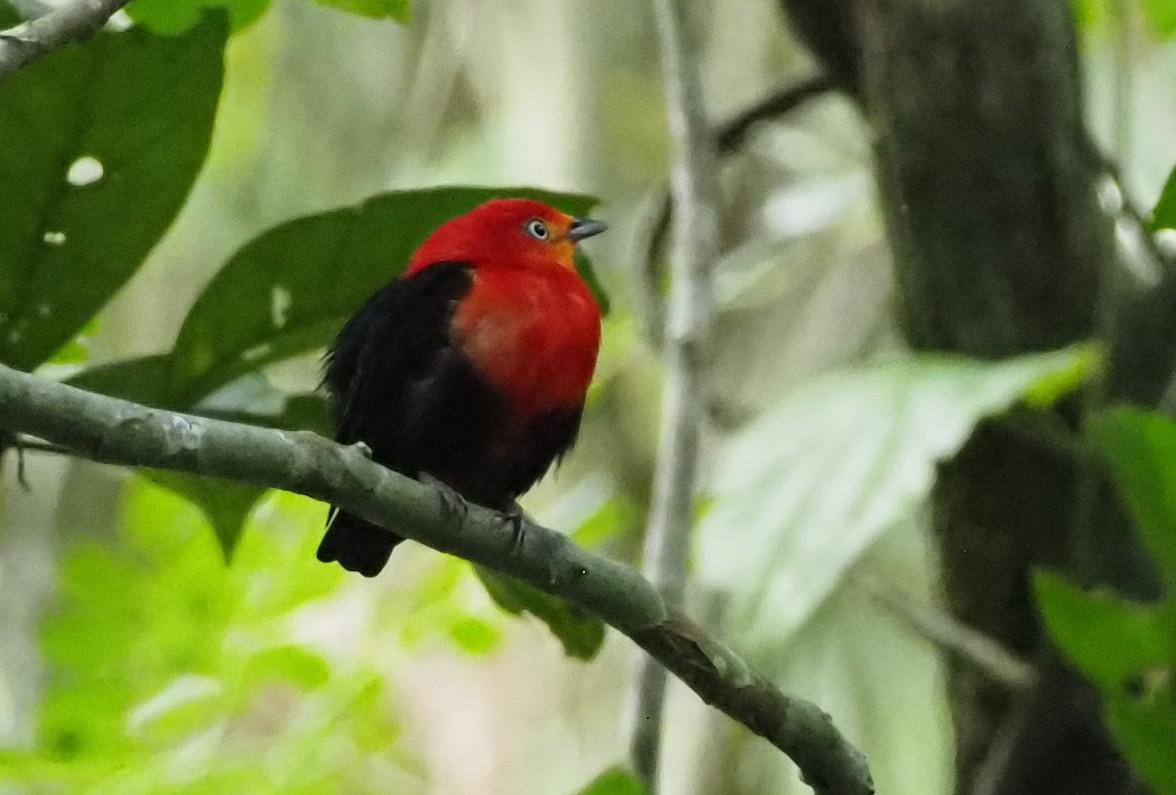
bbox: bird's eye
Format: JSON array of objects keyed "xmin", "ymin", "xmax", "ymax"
[{"xmin": 524, "ymin": 219, "xmax": 550, "ymax": 240}]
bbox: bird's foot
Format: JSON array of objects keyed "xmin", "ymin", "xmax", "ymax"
[
  {"xmin": 419, "ymin": 472, "xmax": 468, "ymax": 524},
  {"xmin": 503, "ymin": 501, "xmax": 527, "ymax": 553}
]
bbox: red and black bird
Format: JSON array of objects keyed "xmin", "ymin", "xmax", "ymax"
[{"xmin": 317, "ymin": 198, "xmax": 607, "ymax": 576}]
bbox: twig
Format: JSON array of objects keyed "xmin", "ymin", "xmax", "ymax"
[
  {"xmin": 0, "ymin": 363, "xmax": 874, "ymax": 795},
  {"xmin": 637, "ymin": 76, "xmax": 835, "ymax": 349},
  {"xmin": 853, "ymin": 574, "xmax": 1036, "ymax": 691},
  {"xmin": 630, "ymin": 0, "xmax": 722, "ymax": 790},
  {"xmin": 715, "ymin": 74, "xmax": 834, "ymax": 155},
  {"xmin": 0, "ymin": 0, "xmax": 131, "ymax": 83}
]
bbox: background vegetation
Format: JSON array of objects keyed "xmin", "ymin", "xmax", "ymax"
[{"xmin": 3, "ymin": 1, "xmax": 1176, "ymax": 793}]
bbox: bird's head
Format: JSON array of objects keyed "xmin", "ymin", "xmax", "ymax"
[{"xmin": 406, "ymin": 198, "xmax": 607, "ymax": 276}]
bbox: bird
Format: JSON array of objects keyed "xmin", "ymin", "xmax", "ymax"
[{"xmin": 316, "ymin": 198, "xmax": 607, "ymax": 576}]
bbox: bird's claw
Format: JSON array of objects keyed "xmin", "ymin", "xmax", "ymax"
[
  {"xmin": 503, "ymin": 501, "xmax": 527, "ymax": 553},
  {"xmin": 419, "ymin": 472, "xmax": 468, "ymax": 524}
]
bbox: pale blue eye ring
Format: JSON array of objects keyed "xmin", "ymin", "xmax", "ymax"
[{"xmin": 525, "ymin": 219, "xmax": 550, "ymax": 240}]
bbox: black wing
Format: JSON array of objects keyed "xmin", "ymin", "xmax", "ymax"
[
  {"xmin": 324, "ymin": 261, "xmax": 475, "ymax": 448},
  {"xmin": 317, "ymin": 261, "xmax": 474, "ymax": 576}
]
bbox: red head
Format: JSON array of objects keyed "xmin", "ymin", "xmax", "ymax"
[{"xmin": 406, "ymin": 198, "xmax": 607, "ymax": 276}]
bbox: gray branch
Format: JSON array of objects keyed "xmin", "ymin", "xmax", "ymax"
[
  {"xmin": 0, "ymin": 362, "xmax": 874, "ymax": 795},
  {"xmin": 0, "ymin": 0, "xmax": 131, "ymax": 83},
  {"xmin": 631, "ymin": 0, "xmax": 723, "ymax": 788}
]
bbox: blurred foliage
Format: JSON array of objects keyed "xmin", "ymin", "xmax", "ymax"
[
  {"xmin": 1036, "ymin": 407, "xmax": 1176, "ymax": 793},
  {"xmin": 1142, "ymin": 0, "xmax": 1176, "ymax": 38},
  {"xmin": 0, "ymin": 485, "xmax": 425, "ymax": 794}
]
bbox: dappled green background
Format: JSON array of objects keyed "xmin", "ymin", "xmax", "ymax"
[{"xmin": 3, "ymin": 1, "xmax": 1176, "ymax": 794}]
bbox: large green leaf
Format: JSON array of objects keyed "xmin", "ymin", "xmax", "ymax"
[
  {"xmin": 474, "ymin": 565, "xmax": 606, "ymax": 660},
  {"xmin": 1089, "ymin": 408, "xmax": 1176, "ymax": 585},
  {"xmin": 165, "ymin": 187, "xmax": 599, "ymax": 403},
  {"xmin": 0, "ymin": 14, "xmax": 226, "ymax": 371},
  {"xmin": 697, "ymin": 347, "xmax": 1095, "ymax": 658}
]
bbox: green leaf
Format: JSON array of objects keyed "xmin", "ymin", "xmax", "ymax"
[
  {"xmin": 239, "ymin": 645, "xmax": 331, "ymax": 691},
  {"xmin": 66, "ymin": 355, "xmax": 176, "ymax": 407},
  {"xmin": 697, "ymin": 347, "xmax": 1095, "ymax": 658},
  {"xmin": 129, "ymin": 0, "xmax": 270, "ymax": 33},
  {"xmin": 1106, "ymin": 682, "xmax": 1176, "ymax": 793},
  {"xmin": 310, "ymin": 0, "xmax": 410, "ymax": 21},
  {"xmin": 166, "ymin": 187, "xmax": 600, "ymax": 403},
  {"xmin": 1151, "ymin": 165, "xmax": 1176, "ymax": 232},
  {"xmin": 1142, "ymin": 0, "xmax": 1176, "ymax": 39},
  {"xmin": 45, "ymin": 317, "xmax": 99, "ymax": 366},
  {"xmin": 444, "ymin": 615, "xmax": 502, "ymax": 656},
  {"xmin": 474, "ymin": 565, "xmax": 606, "ymax": 660},
  {"xmin": 1034, "ymin": 571, "xmax": 1168, "ymax": 687},
  {"xmin": 0, "ymin": 14, "xmax": 226, "ymax": 372},
  {"xmin": 1088, "ymin": 407, "xmax": 1176, "ymax": 585},
  {"xmin": 575, "ymin": 766, "xmax": 648, "ymax": 795},
  {"xmin": 140, "ymin": 470, "xmax": 266, "ymax": 557}
]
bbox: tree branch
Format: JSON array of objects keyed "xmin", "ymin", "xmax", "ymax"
[
  {"xmin": 0, "ymin": 0, "xmax": 131, "ymax": 83},
  {"xmin": 0, "ymin": 362, "xmax": 874, "ymax": 795},
  {"xmin": 853, "ymin": 574, "xmax": 1036, "ymax": 692},
  {"xmin": 630, "ymin": 0, "xmax": 722, "ymax": 789}
]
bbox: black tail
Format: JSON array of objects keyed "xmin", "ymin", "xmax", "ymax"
[{"xmin": 316, "ymin": 510, "xmax": 403, "ymax": 577}]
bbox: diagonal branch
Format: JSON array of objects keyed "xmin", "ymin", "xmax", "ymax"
[
  {"xmin": 0, "ymin": 0, "xmax": 132, "ymax": 83},
  {"xmin": 0, "ymin": 362, "xmax": 875, "ymax": 795}
]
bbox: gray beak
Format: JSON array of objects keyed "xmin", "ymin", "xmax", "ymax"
[{"xmin": 567, "ymin": 217, "xmax": 608, "ymax": 242}]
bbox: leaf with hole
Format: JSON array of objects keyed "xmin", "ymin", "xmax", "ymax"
[{"xmin": 0, "ymin": 14, "xmax": 226, "ymax": 371}]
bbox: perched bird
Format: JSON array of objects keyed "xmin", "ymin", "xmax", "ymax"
[{"xmin": 317, "ymin": 198, "xmax": 607, "ymax": 576}]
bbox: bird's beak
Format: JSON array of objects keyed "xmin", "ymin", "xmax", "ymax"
[{"xmin": 567, "ymin": 217, "xmax": 608, "ymax": 243}]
